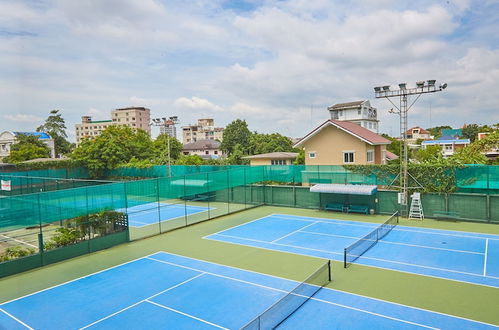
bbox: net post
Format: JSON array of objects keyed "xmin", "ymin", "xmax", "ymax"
[
  {"xmin": 343, "ymin": 248, "xmax": 347, "ymax": 268},
  {"xmin": 328, "ymin": 260, "xmax": 332, "ymax": 281}
]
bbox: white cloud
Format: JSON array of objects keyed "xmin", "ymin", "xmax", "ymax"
[
  {"xmin": 4, "ymin": 114, "xmax": 42, "ymax": 123},
  {"xmin": 174, "ymin": 96, "xmax": 224, "ymax": 112}
]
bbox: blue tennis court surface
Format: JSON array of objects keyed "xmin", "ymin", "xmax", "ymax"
[
  {"xmin": 205, "ymin": 214, "xmax": 499, "ymax": 288},
  {"xmin": 121, "ymin": 203, "xmax": 211, "ymax": 227},
  {"xmin": 0, "ymin": 252, "xmax": 496, "ymax": 329}
]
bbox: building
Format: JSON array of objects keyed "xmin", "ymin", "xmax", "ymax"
[
  {"xmin": 243, "ymin": 152, "xmax": 298, "ymax": 166},
  {"xmin": 421, "ymin": 137, "xmax": 470, "ymax": 157},
  {"xmin": 181, "ymin": 139, "xmax": 223, "ymax": 159},
  {"xmin": 75, "ymin": 107, "xmax": 151, "ymax": 144},
  {"xmin": 0, "ymin": 131, "xmax": 55, "ymax": 160},
  {"xmin": 327, "ymin": 100, "xmax": 379, "ymax": 133},
  {"xmin": 293, "ymin": 120, "xmax": 390, "ymax": 165},
  {"xmin": 405, "ymin": 127, "xmax": 432, "ymax": 143},
  {"xmin": 159, "ymin": 119, "xmax": 177, "ymax": 138},
  {"xmin": 182, "ymin": 119, "xmax": 224, "ymax": 144}
]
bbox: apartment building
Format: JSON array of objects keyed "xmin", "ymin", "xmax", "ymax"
[
  {"xmin": 182, "ymin": 119, "xmax": 224, "ymax": 144},
  {"xmin": 159, "ymin": 119, "xmax": 177, "ymax": 138},
  {"xmin": 75, "ymin": 107, "xmax": 151, "ymax": 144}
]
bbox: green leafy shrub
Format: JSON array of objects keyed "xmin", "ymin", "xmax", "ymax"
[{"xmin": 0, "ymin": 246, "xmax": 36, "ymax": 262}]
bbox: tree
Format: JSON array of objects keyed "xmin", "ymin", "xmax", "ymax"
[
  {"xmin": 249, "ymin": 133, "xmax": 295, "ymax": 155},
  {"xmin": 175, "ymin": 154, "xmax": 204, "ymax": 165},
  {"xmin": 3, "ymin": 135, "xmax": 51, "ymax": 163},
  {"xmin": 220, "ymin": 119, "xmax": 251, "ymax": 155},
  {"xmin": 462, "ymin": 124, "xmax": 485, "ymax": 143},
  {"xmin": 227, "ymin": 144, "xmax": 248, "ymax": 165},
  {"xmin": 153, "ymin": 134, "xmax": 183, "ymax": 164},
  {"xmin": 37, "ymin": 110, "xmax": 72, "ymax": 157},
  {"xmin": 427, "ymin": 126, "xmax": 452, "ymax": 139},
  {"xmin": 71, "ymin": 126, "xmax": 155, "ymax": 177},
  {"xmin": 414, "ymin": 145, "xmax": 446, "ymax": 164},
  {"xmin": 294, "ymin": 149, "xmax": 305, "ymax": 165},
  {"xmin": 381, "ymin": 134, "xmax": 402, "ymax": 156},
  {"xmin": 452, "ymin": 130, "xmax": 499, "ymax": 164}
]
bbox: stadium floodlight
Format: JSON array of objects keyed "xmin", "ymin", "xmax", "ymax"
[
  {"xmin": 151, "ymin": 116, "xmax": 180, "ymax": 177},
  {"xmin": 374, "ymin": 80, "xmax": 447, "ymax": 216},
  {"xmin": 374, "ymin": 86, "xmax": 382, "ymax": 92}
]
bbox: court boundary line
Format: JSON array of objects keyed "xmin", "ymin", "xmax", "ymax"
[
  {"xmin": 145, "ymin": 300, "xmax": 228, "ymax": 330},
  {"xmin": 269, "ymin": 213, "xmax": 499, "ymax": 241},
  {"xmin": 0, "ymin": 233, "xmax": 38, "ymax": 248},
  {"xmin": 299, "ymin": 230, "xmax": 484, "ymax": 256},
  {"xmin": 145, "ymin": 256, "xmax": 435, "ymax": 329},
  {"xmin": 0, "ymin": 308, "xmax": 33, "ymax": 329},
  {"xmin": 157, "ymin": 251, "xmax": 499, "ymax": 328},
  {"xmin": 484, "ymin": 238, "xmax": 489, "ymax": 276},
  {"xmin": 129, "ymin": 207, "xmax": 214, "ymax": 228},
  {"xmin": 212, "ymin": 233, "xmax": 492, "ymax": 278},
  {"xmin": 205, "ymin": 234, "xmax": 499, "ymax": 289},
  {"xmin": 271, "ymin": 221, "xmax": 319, "ymax": 243},
  {"xmin": 2, "ymin": 250, "xmax": 498, "ymax": 328},
  {"xmin": 79, "ymin": 272, "xmax": 209, "ymax": 329}
]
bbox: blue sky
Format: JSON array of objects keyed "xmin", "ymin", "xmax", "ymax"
[{"xmin": 0, "ymin": 0, "xmax": 498, "ymax": 142}]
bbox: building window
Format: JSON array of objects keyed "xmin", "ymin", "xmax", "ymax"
[
  {"xmin": 358, "ymin": 109, "xmax": 361, "ymax": 115},
  {"xmin": 205, "ymin": 151, "xmax": 209, "ymax": 155},
  {"xmin": 271, "ymin": 159, "xmax": 286, "ymax": 165},
  {"xmin": 339, "ymin": 110, "xmax": 343, "ymax": 116},
  {"xmin": 369, "ymin": 122, "xmax": 373, "ymax": 129},
  {"xmin": 214, "ymin": 150, "xmax": 218, "ymax": 155},
  {"xmin": 331, "ymin": 111, "xmax": 339, "ymax": 120},
  {"xmin": 343, "ymin": 151, "xmax": 355, "ymax": 163},
  {"xmin": 444, "ymin": 144, "xmax": 453, "ymax": 151},
  {"xmin": 308, "ymin": 152, "xmax": 316, "ymax": 158},
  {"xmin": 367, "ymin": 150, "xmax": 374, "ymax": 162}
]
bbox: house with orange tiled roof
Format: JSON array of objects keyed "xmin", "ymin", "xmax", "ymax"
[
  {"xmin": 404, "ymin": 126, "xmax": 432, "ymax": 144},
  {"xmin": 293, "ymin": 120, "xmax": 390, "ymax": 165}
]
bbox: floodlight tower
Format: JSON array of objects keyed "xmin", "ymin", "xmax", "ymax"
[
  {"xmin": 374, "ymin": 80, "xmax": 447, "ymax": 215},
  {"xmin": 151, "ymin": 116, "xmax": 180, "ymax": 177}
]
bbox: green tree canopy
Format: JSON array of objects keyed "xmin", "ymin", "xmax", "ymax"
[
  {"xmin": 153, "ymin": 134, "xmax": 183, "ymax": 164},
  {"xmin": 452, "ymin": 130, "xmax": 499, "ymax": 164},
  {"xmin": 71, "ymin": 126, "xmax": 155, "ymax": 177},
  {"xmin": 427, "ymin": 125, "xmax": 452, "ymax": 139},
  {"xmin": 227, "ymin": 144, "xmax": 249, "ymax": 165},
  {"xmin": 4, "ymin": 135, "xmax": 51, "ymax": 163},
  {"xmin": 37, "ymin": 110, "xmax": 72, "ymax": 157},
  {"xmin": 248, "ymin": 133, "xmax": 295, "ymax": 155},
  {"xmin": 175, "ymin": 154, "xmax": 204, "ymax": 165},
  {"xmin": 381, "ymin": 134, "xmax": 402, "ymax": 156},
  {"xmin": 220, "ymin": 119, "xmax": 251, "ymax": 155}
]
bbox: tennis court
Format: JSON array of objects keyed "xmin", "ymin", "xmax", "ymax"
[
  {"xmin": 1, "ymin": 252, "xmax": 495, "ymax": 329},
  {"xmin": 205, "ymin": 214, "xmax": 499, "ymax": 288},
  {"xmin": 122, "ymin": 202, "xmax": 212, "ymax": 228}
]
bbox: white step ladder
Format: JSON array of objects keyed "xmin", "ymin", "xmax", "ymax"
[{"xmin": 409, "ymin": 192, "xmax": 424, "ymax": 221}]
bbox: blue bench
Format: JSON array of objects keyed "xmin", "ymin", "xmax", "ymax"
[
  {"xmin": 347, "ymin": 205, "xmax": 369, "ymax": 214},
  {"xmin": 324, "ymin": 203, "xmax": 345, "ymax": 212}
]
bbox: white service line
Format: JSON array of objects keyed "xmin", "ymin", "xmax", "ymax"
[
  {"xmin": 0, "ymin": 308, "xmax": 34, "ymax": 330},
  {"xmin": 271, "ymin": 221, "xmax": 319, "ymax": 243},
  {"xmin": 79, "ymin": 272, "xmax": 207, "ymax": 329},
  {"xmin": 0, "ymin": 234, "xmax": 38, "ymax": 248},
  {"xmin": 145, "ymin": 300, "xmax": 228, "ymax": 330},
  {"xmin": 484, "ymin": 238, "xmax": 489, "ymax": 276},
  {"xmin": 299, "ymin": 230, "xmax": 484, "ymax": 255}
]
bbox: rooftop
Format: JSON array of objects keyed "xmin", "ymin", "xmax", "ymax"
[
  {"xmin": 328, "ymin": 100, "xmax": 365, "ymax": 109},
  {"xmin": 182, "ymin": 139, "xmax": 221, "ymax": 150},
  {"xmin": 243, "ymin": 152, "xmax": 298, "ymax": 160},
  {"xmin": 12, "ymin": 132, "xmax": 52, "ymax": 140}
]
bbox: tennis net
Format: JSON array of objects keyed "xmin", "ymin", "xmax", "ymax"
[
  {"xmin": 241, "ymin": 260, "xmax": 331, "ymax": 329},
  {"xmin": 344, "ymin": 211, "xmax": 399, "ymax": 268}
]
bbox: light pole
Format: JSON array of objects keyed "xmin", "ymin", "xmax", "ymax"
[
  {"xmin": 374, "ymin": 80, "xmax": 447, "ymax": 216},
  {"xmin": 151, "ymin": 116, "xmax": 179, "ymax": 177}
]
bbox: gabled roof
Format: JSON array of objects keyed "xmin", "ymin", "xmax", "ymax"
[
  {"xmin": 243, "ymin": 152, "xmax": 298, "ymax": 160},
  {"xmin": 182, "ymin": 139, "xmax": 221, "ymax": 150},
  {"xmin": 328, "ymin": 100, "xmax": 365, "ymax": 110},
  {"xmin": 294, "ymin": 120, "xmax": 390, "ymax": 147}
]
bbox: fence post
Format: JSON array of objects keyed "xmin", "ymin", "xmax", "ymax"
[
  {"xmin": 157, "ymin": 178, "xmax": 162, "ymax": 233},
  {"xmin": 487, "ymin": 194, "xmax": 491, "ymax": 222}
]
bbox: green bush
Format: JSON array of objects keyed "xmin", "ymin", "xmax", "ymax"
[{"xmin": 0, "ymin": 246, "xmax": 36, "ymax": 262}]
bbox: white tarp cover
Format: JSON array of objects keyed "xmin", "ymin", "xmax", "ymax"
[
  {"xmin": 170, "ymin": 179, "xmax": 212, "ymax": 187},
  {"xmin": 310, "ymin": 184, "xmax": 377, "ymax": 195}
]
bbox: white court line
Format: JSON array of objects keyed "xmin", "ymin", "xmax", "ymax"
[
  {"xmin": 145, "ymin": 300, "xmax": 228, "ymax": 330},
  {"xmin": 271, "ymin": 221, "xmax": 319, "ymax": 243},
  {"xmin": 157, "ymin": 251, "xmax": 499, "ymax": 327},
  {"xmin": 484, "ymin": 238, "xmax": 489, "ymax": 276},
  {"xmin": 0, "ymin": 234, "xmax": 38, "ymax": 248},
  {"xmin": 299, "ymin": 230, "xmax": 484, "ymax": 256},
  {"xmin": 206, "ymin": 234, "xmax": 499, "ymax": 290},
  {"xmin": 211, "ymin": 233, "xmax": 495, "ymax": 279},
  {"xmin": 145, "ymin": 256, "xmax": 435, "ymax": 329},
  {"xmin": 79, "ymin": 272, "xmax": 207, "ymax": 329},
  {"xmin": 0, "ymin": 308, "xmax": 33, "ymax": 329},
  {"xmin": 269, "ymin": 213, "xmax": 499, "ymax": 241}
]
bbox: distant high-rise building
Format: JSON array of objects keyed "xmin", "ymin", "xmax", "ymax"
[
  {"xmin": 75, "ymin": 107, "xmax": 151, "ymax": 144},
  {"xmin": 327, "ymin": 100, "xmax": 379, "ymax": 133},
  {"xmin": 159, "ymin": 119, "xmax": 177, "ymax": 138},
  {"xmin": 182, "ymin": 118, "xmax": 224, "ymax": 144}
]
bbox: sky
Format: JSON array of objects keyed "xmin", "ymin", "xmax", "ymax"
[{"xmin": 0, "ymin": 0, "xmax": 498, "ymax": 142}]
